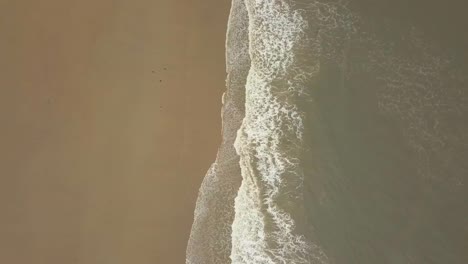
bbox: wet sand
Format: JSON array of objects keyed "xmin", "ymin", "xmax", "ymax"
[{"xmin": 0, "ymin": 0, "xmax": 230, "ymax": 263}]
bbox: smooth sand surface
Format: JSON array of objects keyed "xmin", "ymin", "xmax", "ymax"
[{"xmin": 0, "ymin": 0, "xmax": 230, "ymax": 263}]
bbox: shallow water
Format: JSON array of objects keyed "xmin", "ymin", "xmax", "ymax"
[{"xmin": 187, "ymin": 0, "xmax": 468, "ymax": 263}]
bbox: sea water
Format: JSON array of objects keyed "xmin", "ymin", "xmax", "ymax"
[{"xmin": 187, "ymin": 0, "xmax": 468, "ymax": 263}]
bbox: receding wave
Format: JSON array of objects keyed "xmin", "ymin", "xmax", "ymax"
[{"xmin": 186, "ymin": 0, "xmax": 249, "ymax": 263}]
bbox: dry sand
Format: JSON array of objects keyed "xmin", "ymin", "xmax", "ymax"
[{"xmin": 0, "ymin": 0, "xmax": 230, "ymax": 263}]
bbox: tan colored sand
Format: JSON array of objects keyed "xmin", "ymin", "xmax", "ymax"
[{"xmin": 0, "ymin": 0, "xmax": 230, "ymax": 263}]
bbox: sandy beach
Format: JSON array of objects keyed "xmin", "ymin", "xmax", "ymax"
[{"xmin": 0, "ymin": 0, "xmax": 230, "ymax": 263}]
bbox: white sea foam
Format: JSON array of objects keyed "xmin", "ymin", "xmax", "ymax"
[{"xmin": 230, "ymin": 1, "xmax": 328, "ymax": 263}]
